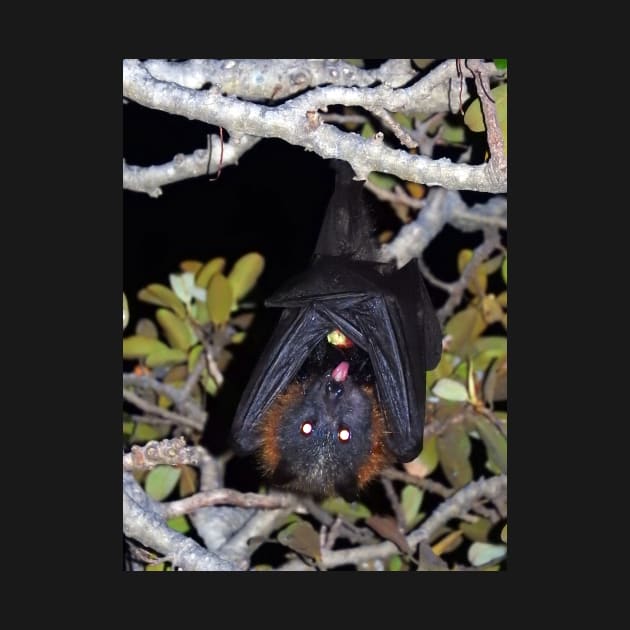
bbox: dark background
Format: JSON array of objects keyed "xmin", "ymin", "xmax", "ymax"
[{"xmin": 123, "ymin": 91, "xmax": 487, "ymax": 489}]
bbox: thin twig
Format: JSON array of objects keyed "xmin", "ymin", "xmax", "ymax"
[
  {"xmin": 365, "ymin": 180, "xmax": 425, "ymax": 210},
  {"xmin": 372, "ymin": 107, "xmax": 418, "ymax": 149},
  {"xmin": 122, "ymin": 389, "xmax": 204, "ymax": 431},
  {"xmin": 123, "ymin": 372, "xmax": 207, "ymax": 425},
  {"xmin": 381, "ymin": 477, "xmax": 407, "ymax": 531},
  {"xmin": 162, "ymin": 489, "xmax": 297, "ymax": 519},
  {"xmin": 436, "ymin": 228, "xmax": 502, "ymax": 325},
  {"xmin": 381, "ymin": 468, "xmax": 451, "ymax": 498}
]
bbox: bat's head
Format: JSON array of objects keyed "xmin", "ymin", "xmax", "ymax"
[{"xmin": 256, "ymin": 332, "xmax": 394, "ymax": 500}]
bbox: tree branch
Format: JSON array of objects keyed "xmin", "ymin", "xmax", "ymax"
[
  {"xmin": 122, "ymin": 436, "xmax": 199, "ymax": 472},
  {"xmin": 436, "ymin": 228, "xmax": 503, "ymax": 324},
  {"xmin": 123, "ymin": 59, "xmax": 506, "ymax": 194},
  {"xmin": 122, "ymin": 388, "xmax": 204, "ymax": 432},
  {"xmin": 162, "ymin": 489, "xmax": 297, "ymax": 519},
  {"xmin": 123, "ymin": 135, "xmax": 261, "ymax": 197},
  {"xmin": 309, "ymin": 475, "xmax": 507, "ymax": 569},
  {"xmin": 123, "ymin": 472, "xmax": 241, "ymax": 571}
]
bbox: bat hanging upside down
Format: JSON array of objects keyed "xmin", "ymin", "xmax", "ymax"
[{"xmin": 231, "ymin": 160, "xmax": 442, "ymax": 501}]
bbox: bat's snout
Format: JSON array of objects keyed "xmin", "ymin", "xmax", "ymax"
[{"xmin": 325, "ymin": 379, "xmax": 344, "ymax": 398}]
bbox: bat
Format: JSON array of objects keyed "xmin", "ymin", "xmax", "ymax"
[{"xmin": 231, "ymin": 160, "xmax": 442, "ymax": 501}]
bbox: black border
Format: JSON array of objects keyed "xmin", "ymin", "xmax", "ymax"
[{"xmin": 18, "ymin": 42, "xmax": 579, "ymax": 613}]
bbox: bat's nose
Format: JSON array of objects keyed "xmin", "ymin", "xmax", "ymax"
[{"xmin": 325, "ymin": 379, "xmax": 344, "ymax": 398}]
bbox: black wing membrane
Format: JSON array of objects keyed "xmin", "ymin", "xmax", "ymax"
[{"xmin": 232, "ymin": 161, "xmax": 442, "ymax": 462}]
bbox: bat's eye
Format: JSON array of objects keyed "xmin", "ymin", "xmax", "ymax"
[
  {"xmin": 300, "ymin": 421, "xmax": 314, "ymax": 436},
  {"xmin": 338, "ymin": 427, "xmax": 351, "ymax": 442}
]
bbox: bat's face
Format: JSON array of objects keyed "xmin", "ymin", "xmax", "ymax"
[{"xmin": 257, "ymin": 335, "xmax": 394, "ymax": 500}]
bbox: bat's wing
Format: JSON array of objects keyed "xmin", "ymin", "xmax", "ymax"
[
  {"xmin": 313, "ymin": 259, "xmax": 441, "ymax": 462},
  {"xmin": 231, "ymin": 303, "xmax": 331, "ymax": 454},
  {"xmin": 233, "ymin": 256, "xmax": 442, "ymax": 462}
]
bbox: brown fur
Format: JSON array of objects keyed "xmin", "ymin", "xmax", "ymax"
[
  {"xmin": 356, "ymin": 384, "xmax": 394, "ymax": 489},
  {"xmin": 258, "ymin": 382, "xmax": 303, "ymax": 475}
]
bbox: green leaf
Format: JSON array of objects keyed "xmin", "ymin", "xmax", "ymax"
[
  {"xmin": 146, "ymin": 562, "xmax": 167, "ymax": 571},
  {"xmin": 195, "ymin": 257, "xmax": 226, "ymax": 289},
  {"xmin": 137, "ymin": 284, "xmax": 186, "ymax": 318},
  {"xmin": 427, "ymin": 353, "xmax": 457, "ymax": 389},
  {"xmin": 123, "ymin": 336, "xmax": 168, "ymax": 360},
  {"xmin": 471, "ymin": 336, "xmax": 507, "ymax": 358},
  {"xmin": 207, "ymin": 273, "xmax": 233, "ymax": 325},
  {"xmin": 155, "ymin": 308, "xmax": 196, "ymax": 351},
  {"xmin": 493, "ymin": 58, "xmax": 507, "ymax": 70},
  {"xmin": 231, "ymin": 331, "xmax": 246, "ymax": 344},
  {"xmin": 145, "ymin": 465, "xmax": 181, "ymax": 501},
  {"xmin": 277, "ymin": 520, "xmax": 321, "ymax": 561},
  {"xmin": 344, "ymin": 59, "xmax": 365, "ymax": 68},
  {"xmin": 444, "ymin": 306, "xmax": 487, "ymax": 355},
  {"xmin": 167, "ymin": 515, "xmax": 190, "ymax": 534},
  {"xmin": 468, "ymin": 542, "xmax": 506, "ymax": 567},
  {"xmin": 433, "ymin": 378, "xmax": 470, "ymax": 402},
  {"xmin": 227, "ymin": 253, "xmax": 265, "ymax": 303},
  {"xmin": 179, "ymin": 465, "xmax": 198, "ymax": 497},
  {"xmin": 393, "ymin": 112, "xmax": 413, "ymax": 129},
  {"xmin": 361, "ymin": 121, "xmax": 376, "ymax": 138},
  {"xmin": 123, "ymin": 293, "xmax": 129, "ymax": 331},
  {"xmin": 122, "ymin": 419, "xmax": 134, "ymax": 438},
  {"xmin": 417, "ymin": 434, "xmax": 439, "ymax": 476},
  {"xmin": 464, "ymin": 83, "xmax": 507, "ymax": 155},
  {"xmin": 483, "ymin": 355, "xmax": 507, "ymax": 403},
  {"xmin": 502, "ymin": 256, "xmax": 507, "ymax": 284},
  {"xmin": 387, "ymin": 555, "xmax": 404, "ymax": 571},
  {"xmin": 320, "ymin": 497, "xmax": 371, "ymax": 522},
  {"xmin": 470, "ymin": 414, "xmax": 507, "ymax": 473},
  {"xmin": 501, "ymin": 524, "xmax": 507, "ymax": 543},
  {"xmin": 146, "ymin": 347, "xmax": 188, "ymax": 368},
  {"xmin": 401, "ymin": 485, "xmax": 424, "ymax": 529},
  {"xmin": 202, "ymin": 373, "xmax": 218, "ymax": 396},
  {"xmin": 441, "ymin": 122, "xmax": 466, "ymax": 144},
  {"xmin": 460, "ymin": 517, "xmax": 492, "ymax": 542},
  {"xmin": 457, "ymin": 248, "xmax": 487, "ymax": 296},
  {"xmin": 188, "ymin": 344, "xmax": 203, "ymax": 373},
  {"xmin": 133, "ymin": 423, "xmax": 168, "ymax": 442},
  {"xmin": 368, "ymin": 172, "xmax": 397, "ymax": 191},
  {"xmin": 437, "ymin": 422, "xmax": 473, "ymax": 489}
]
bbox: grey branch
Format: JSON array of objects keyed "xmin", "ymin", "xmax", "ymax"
[
  {"xmin": 123, "ymin": 59, "xmax": 506, "ymax": 194},
  {"xmin": 218, "ymin": 506, "xmax": 296, "ymax": 563},
  {"xmin": 123, "ymin": 372, "xmax": 206, "ymax": 427},
  {"xmin": 186, "ymin": 447, "xmax": 255, "ymax": 555},
  {"xmin": 122, "ymin": 436, "xmax": 199, "ymax": 471},
  {"xmin": 436, "ymin": 228, "xmax": 503, "ymax": 324},
  {"xmin": 142, "ymin": 59, "xmax": 404, "ymax": 100},
  {"xmin": 310, "ymin": 475, "xmax": 507, "ymax": 569},
  {"xmin": 123, "ymin": 135, "xmax": 261, "ymax": 198},
  {"xmin": 122, "ymin": 388, "xmax": 204, "ymax": 432},
  {"xmin": 162, "ymin": 489, "xmax": 297, "ymax": 519},
  {"xmin": 380, "ymin": 189, "xmax": 506, "ymax": 267},
  {"xmin": 123, "ymin": 472, "xmax": 241, "ymax": 571}
]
